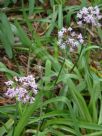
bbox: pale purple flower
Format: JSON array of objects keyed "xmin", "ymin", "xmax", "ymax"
[
  {"xmin": 61, "ymin": 27, "xmax": 67, "ymax": 32},
  {"xmin": 68, "ymin": 38, "xmax": 74, "ymax": 44},
  {"xmin": 68, "ymin": 27, "xmax": 73, "ymax": 31},
  {"xmin": 5, "ymin": 88, "xmax": 15, "ymax": 98},
  {"xmin": 30, "ymin": 82, "xmax": 37, "ymax": 89},
  {"xmin": 23, "ymin": 95, "xmax": 30, "ymax": 104},
  {"xmin": 30, "ymin": 97, "xmax": 35, "ymax": 104},
  {"xmin": 81, "ymin": 7, "xmax": 89, "ymax": 15},
  {"xmin": 79, "ymin": 39, "xmax": 84, "ymax": 44},
  {"xmin": 58, "ymin": 27, "xmax": 67, "ymax": 38},
  {"xmin": 60, "ymin": 43, "xmax": 66, "ymax": 49},
  {"xmin": 5, "ymin": 80, "xmax": 14, "ymax": 86},
  {"xmin": 97, "ymin": 15, "xmax": 102, "ymax": 20},
  {"xmin": 94, "ymin": 6, "xmax": 99, "ymax": 15},
  {"xmin": 77, "ymin": 13, "xmax": 82, "ymax": 19},
  {"xmin": 78, "ymin": 34, "xmax": 83, "ymax": 39},
  {"xmin": 5, "ymin": 75, "xmax": 38, "ymax": 104},
  {"xmin": 71, "ymin": 32, "xmax": 76, "ymax": 37},
  {"xmin": 88, "ymin": 6, "xmax": 93, "ymax": 12},
  {"xmin": 77, "ymin": 21, "xmax": 82, "ymax": 26},
  {"xmin": 58, "ymin": 27, "xmax": 84, "ymax": 51},
  {"xmin": 77, "ymin": 6, "xmax": 102, "ymax": 27},
  {"xmin": 74, "ymin": 41, "xmax": 79, "ymax": 46}
]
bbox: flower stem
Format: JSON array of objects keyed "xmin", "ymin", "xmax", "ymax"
[{"xmin": 70, "ymin": 46, "xmax": 83, "ymax": 73}]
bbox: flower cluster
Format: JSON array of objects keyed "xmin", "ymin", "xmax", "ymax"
[
  {"xmin": 58, "ymin": 27, "xmax": 84, "ymax": 51},
  {"xmin": 77, "ymin": 6, "xmax": 102, "ymax": 27},
  {"xmin": 5, "ymin": 75, "xmax": 38, "ymax": 104}
]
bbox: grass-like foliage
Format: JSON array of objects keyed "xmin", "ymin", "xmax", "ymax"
[{"xmin": 0, "ymin": 0, "xmax": 102, "ymax": 136}]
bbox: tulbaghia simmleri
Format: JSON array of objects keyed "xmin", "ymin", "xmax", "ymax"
[
  {"xmin": 77, "ymin": 6, "xmax": 102, "ymax": 27},
  {"xmin": 5, "ymin": 75, "xmax": 38, "ymax": 104},
  {"xmin": 58, "ymin": 27, "xmax": 84, "ymax": 51}
]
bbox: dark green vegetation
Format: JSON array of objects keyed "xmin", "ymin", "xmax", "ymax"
[{"xmin": 0, "ymin": 0, "xmax": 102, "ymax": 136}]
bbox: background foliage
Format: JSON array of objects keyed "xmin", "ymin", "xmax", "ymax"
[{"xmin": 0, "ymin": 0, "xmax": 102, "ymax": 136}]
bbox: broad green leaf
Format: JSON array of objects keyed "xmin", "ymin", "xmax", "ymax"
[
  {"xmin": 67, "ymin": 78, "xmax": 92, "ymax": 122},
  {"xmin": 0, "ymin": 119, "xmax": 14, "ymax": 136},
  {"xmin": 14, "ymin": 21, "xmax": 32, "ymax": 48},
  {"xmin": 58, "ymin": 4, "xmax": 63, "ymax": 29},
  {"xmin": 28, "ymin": 110, "xmax": 69, "ymax": 125},
  {"xmin": 0, "ymin": 13, "xmax": 14, "ymax": 58},
  {"xmin": 29, "ymin": 0, "xmax": 35, "ymax": 15},
  {"xmin": 46, "ymin": 6, "xmax": 58, "ymax": 36},
  {"xmin": 45, "ymin": 59, "xmax": 52, "ymax": 85},
  {"xmin": 0, "ymin": 62, "xmax": 19, "ymax": 76},
  {"xmin": 85, "ymin": 131, "xmax": 102, "ymax": 136},
  {"xmin": 14, "ymin": 96, "xmax": 81, "ymax": 136},
  {"xmin": 45, "ymin": 118, "xmax": 102, "ymax": 131}
]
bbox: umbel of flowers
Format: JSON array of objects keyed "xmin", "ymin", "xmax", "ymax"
[
  {"xmin": 5, "ymin": 75, "xmax": 38, "ymax": 104},
  {"xmin": 77, "ymin": 6, "xmax": 102, "ymax": 27},
  {"xmin": 58, "ymin": 27, "xmax": 84, "ymax": 51}
]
